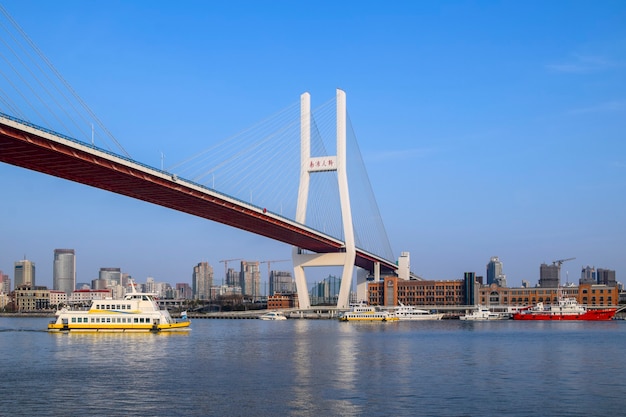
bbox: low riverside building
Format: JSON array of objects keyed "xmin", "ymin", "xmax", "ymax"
[
  {"xmin": 368, "ymin": 274, "xmax": 478, "ymax": 307},
  {"xmin": 14, "ymin": 285, "xmax": 50, "ymax": 311},
  {"xmin": 68, "ymin": 289, "xmax": 113, "ymax": 306},
  {"xmin": 49, "ymin": 290, "xmax": 68, "ymax": 308},
  {"xmin": 268, "ymin": 292, "xmax": 298, "ymax": 309},
  {"xmin": 0, "ymin": 292, "xmax": 11, "ymax": 310},
  {"xmin": 367, "ymin": 275, "xmax": 618, "ymax": 309},
  {"xmin": 479, "ymin": 283, "xmax": 618, "ymax": 307}
]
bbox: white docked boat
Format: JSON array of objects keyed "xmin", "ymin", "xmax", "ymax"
[
  {"xmin": 48, "ymin": 282, "xmax": 191, "ymax": 332},
  {"xmin": 259, "ymin": 311, "xmax": 287, "ymax": 320},
  {"xmin": 459, "ymin": 305, "xmax": 505, "ymax": 321},
  {"xmin": 339, "ymin": 303, "xmax": 399, "ymax": 322},
  {"xmin": 393, "ymin": 303, "xmax": 444, "ymax": 320}
]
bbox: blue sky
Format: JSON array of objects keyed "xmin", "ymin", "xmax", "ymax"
[{"xmin": 1, "ymin": 0, "xmax": 625, "ymax": 289}]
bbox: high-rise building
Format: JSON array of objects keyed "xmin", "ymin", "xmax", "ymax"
[
  {"xmin": 240, "ymin": 261, "xmax": 260, "ymax": 299},
  {"xmin": 53, "ymin": 249, "xmax": 76, "ymax": 295},
  {"xmin": 486, "ymin": 256, "xmax": 506, "ymax": 286},
  {"xmin": 0, "ymin": 271, "xmax": 10, "ymax": 293},
  {"xmin": 269, "ymin": 270, "xmax": 295, "ymax": 295},
  {"xmin": 193, "ymin": 262, "xmax": 213, "ymax": 300},
  {"xmin": 310, "ymin": 275, "xmax": 341, "ymax": 305},
  {"xmin": 99, "ymin": 268, "xmax": 122, "ymax": 286},
  {"xmin": 226, "ymin": 268, "xmax": 239, "ymax": 287},
  {"xmin": 597, "ymin": 268, "xmax": 616, "ymax": 287},
  {"xmin": 464, "ymin": 272, "xmax": 477, "ymax": 305},
  {"xmin": 91, "ymin": 278, "xmax": 107, "ymax": 290},
  {"xmin": 14, "ymin": 259, "xmax": 35, "ymax": 288},
  {"xmin": 145, "ymin": 277, "xmax": 156, "ymax": 294},
  {"xmin": 176, "ymin": 283, "xmax": 193, "ymax": 299},
  {"xmin": 580, "ymin": 265, "xmax": 596, "ymax": 285},
  {"xmin": 539, "ymin": 263, "xmax": 560, "ymax": 288}
]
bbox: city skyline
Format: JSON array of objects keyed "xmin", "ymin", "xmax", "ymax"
[
  {"xmin": 1, "ymin": 1, "xmax": 624, "ymax": 288},
  {"xmin": 0, "ymin": 247, "xmax": 619, "ymax": 293}
]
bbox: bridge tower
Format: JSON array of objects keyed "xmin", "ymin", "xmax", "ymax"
[{"xmin": 292, "ymin": 89, "xmax": 355, "ymax": 309}]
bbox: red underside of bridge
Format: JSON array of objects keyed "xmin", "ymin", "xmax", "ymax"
[{"xmin": 0, "ymin": 119, "xmax": 395, "ymax": 272}]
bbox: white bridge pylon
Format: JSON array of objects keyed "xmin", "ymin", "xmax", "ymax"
[{"xmin": 292, "ymin": 89, "xmax": 356, "ymax": 310}]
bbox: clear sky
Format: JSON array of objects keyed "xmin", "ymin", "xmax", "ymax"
[{"xmin": 1, "ymin": 0, "xmax": 624, "ymax": 289}]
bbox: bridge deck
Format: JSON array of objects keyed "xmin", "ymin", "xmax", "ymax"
[{"xmin": 0, "ymin": 114, "xmax": 396, "ymax": 272}]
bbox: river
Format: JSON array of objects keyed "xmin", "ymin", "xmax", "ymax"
[{"xmin": 0, "ymin": 317, "xmax": 624, "ymax": 416}]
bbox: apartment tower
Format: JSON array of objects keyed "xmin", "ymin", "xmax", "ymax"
[{"xmin": 53, "ymin": 249, "xmax": 76, "ymax": 295}]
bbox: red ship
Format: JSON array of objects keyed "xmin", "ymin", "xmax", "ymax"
[{"xmin": 512, "ymin": 296, "xmax": 616, "ymax": 321}]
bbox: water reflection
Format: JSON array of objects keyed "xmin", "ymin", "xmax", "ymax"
[{"xmin": 290, "ymin": 320, "xmax": 314, "ymax": 416}]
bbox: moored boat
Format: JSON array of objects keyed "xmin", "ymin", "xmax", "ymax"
[
  {"xmin": 259, "ymin": 311, "xmax": 287, "ymax": 320},
  {"xmin": 460, "ymin": 305, "xmax": 505, "ymax": 321},
  {"xmin": 393, "ymin": 302, "xmax": 444, "ymax": 320},
  {"xmin": 512, "ymin": 297, "xmax": 616, "ymax": 321},
  {"xmin": 48, "ymin": 282, "xmax": 191, "ymax": 332}
]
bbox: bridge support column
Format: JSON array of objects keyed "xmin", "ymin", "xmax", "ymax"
[{"xmin": 292, "ymin": 89, "xmax": 356, "ymax": 309}]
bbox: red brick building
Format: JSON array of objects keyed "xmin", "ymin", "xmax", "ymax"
[{"xmin": 267, "ymin": 292, "xmax": 299, "ymax": 309}]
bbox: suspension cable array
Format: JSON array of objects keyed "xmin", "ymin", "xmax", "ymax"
[
  {"xmin": 0, "ymin": 5, "xmax": 394, "ymax": 263},
  {"xmin": 0, "ymin": 5, "xmax": 129, "ymax": 157}
]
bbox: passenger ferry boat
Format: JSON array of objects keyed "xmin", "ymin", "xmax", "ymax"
[
  {"xmin": 512, "ymin": 297, "xmax": 616, "ymax": 321},
  {"xmin": 339, "ymin": 303, "xmax": 399, "ymax": 322},
  {"xmin": 393, "ymin": 303, "xmax": 444, "ymax": 320},
  {"xmin": 48, "ymin": 283, "xmax": 191, "ymax": 332}
]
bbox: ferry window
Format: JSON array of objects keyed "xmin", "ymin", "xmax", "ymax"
[
  {"xmin": 121, "ymin": 305, "xmax": 125, "ymax": 310},
  {"xmin": 77, "ymin": 318, "xmax": 82, "ymax": 323},
  {"xmin": 91, "ymin": 318, "xmax": 95, "ymax": 323},
  {"xmin": 134, "ymin": 318, "xmax": 138, "ymax": 323},
  {"xmin": 106, "ymin": 304, "xmax": 110, "ymax": 309},
  {"xmin": 106, "ymin": 318, "xmax": 111, "ymax": 323},
  {"xmin": 140, "ymin": 318, "xmax": 145, "ymax": 323},
  {"xmin": 71, "ymin": 317, "xmax": 76, "ymax": 323}
]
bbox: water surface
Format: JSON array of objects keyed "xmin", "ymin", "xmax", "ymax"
[{"xmin": 0, "ymin": 317, "xmax": 623, "ymax": 416}]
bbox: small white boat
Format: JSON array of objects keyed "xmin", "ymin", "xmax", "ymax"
[
  {"xmin": 259, "ymin": 311, "xmax": 287, "ymax": 320},
  {"xmin": 339, "ymin": 303, "xmax": 398, "ymax": 322},
  {"xmin": 393, "ymin": 302, "xmax": 444, "ymax": 320},
  {"xmin": 460, "ymin": 305, "xmax": 505, "ymax": 321},
  {"xmin": 48, "ymin": 280, "xmax": 191, "ymax": 332}
]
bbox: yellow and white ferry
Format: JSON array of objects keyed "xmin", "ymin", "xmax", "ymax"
[
  {"xmin": 339, "ymin": 303, "xmax": 399, "ymax": 322},
  {"xmin": 48, "ymin": 283, "xmax": 191, "ymax": 333}
]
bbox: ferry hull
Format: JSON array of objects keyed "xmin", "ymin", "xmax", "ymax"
[
  {"xmin": 48, "ymin": 321, "xmax": 191, "ymax": 332},
  {"xmin": 513, "ymin": 309, "xmax": 615, "ymax": 321}
]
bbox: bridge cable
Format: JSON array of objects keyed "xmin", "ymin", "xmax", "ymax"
[{"xmin": 0, "ymin": 4, "xmax": 130, "ymax": 157}]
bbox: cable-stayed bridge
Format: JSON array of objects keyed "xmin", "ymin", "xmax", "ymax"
[{"xmin": 0, "ymin": 7, "xmax": 401, "ymax": 308}]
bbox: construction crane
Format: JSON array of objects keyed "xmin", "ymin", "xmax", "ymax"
[
  {"xmin": 259, "ymin": 260, "xmax": 290, "ymax": 281},
  {"xmin": 219, "ymin": 258, "xmax": 242, "ymax": 286},
  {"xmin": 260, "ymin": 260, "xmax": 290, "ymax": 295},
  {"xmin": 552, "ymin": 257, "xmax": 576, "ymax": 267}
]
